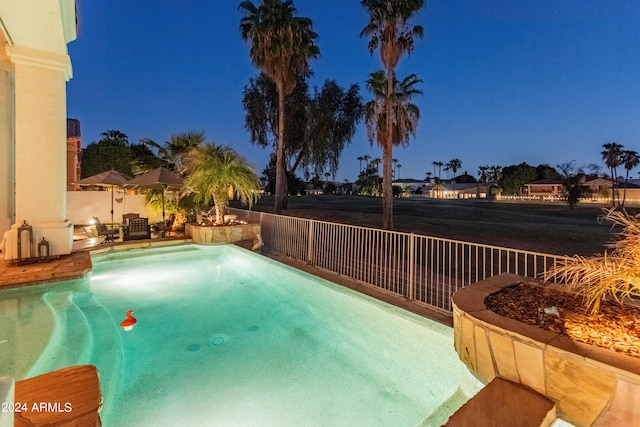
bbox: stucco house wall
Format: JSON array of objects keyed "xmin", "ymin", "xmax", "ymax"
[{"xmin": 0, "ymin": 0, "xmax": 77, "ymax": 260}]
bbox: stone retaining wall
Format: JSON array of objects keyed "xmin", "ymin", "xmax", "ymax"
[
  {"xmin": 185, "ymin": 223, "xmax": 260, "ymax": 245},
  {"xmin": 452, "ymin": 273, "xmax": 640, "ymax": 427}
]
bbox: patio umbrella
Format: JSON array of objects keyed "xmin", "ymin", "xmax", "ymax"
[
  {"xmin": 125, "ymin": 166, "xmax": 183, "ymax": 229},
  {"xmin": 78, "ymin": 169, "xmax": 132, "ymax": 227}
]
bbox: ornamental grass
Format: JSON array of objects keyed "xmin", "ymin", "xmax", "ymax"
[{"xmin": 544, "ymin": 208, "xmax": 640, "ymax": 313}]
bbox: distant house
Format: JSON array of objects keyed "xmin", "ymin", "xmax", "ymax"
[
  {"xmin": 524, "ymin": 179, "xmax": 565, "ymax": 198},
  {"xmin": 392, "ymin": 178, "xmax": 430, "ymax": 193},
  {"xmin": 586, "ymin": 178, "xmax": 640, "ymax": 201},
  {"xmin": 430, "ymin": 183, "xmax": 489, "ymax": 199}
]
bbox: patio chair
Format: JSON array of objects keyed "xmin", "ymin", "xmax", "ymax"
[
  {"xmin": 122, "ymin": 213, "xmax": 139, "ymax": 226},
  {"xmin": 93, "ymin": 217, "xmax": 119, "ymax": 243},
  {"xmin": 122, "ymin": 217, "xmax": 151, "ymax": 241}
]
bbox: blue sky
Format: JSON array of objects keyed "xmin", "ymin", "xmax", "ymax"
[{"xmin": 67, "ymin": 1, "xmax": 640, "ymax": 182}]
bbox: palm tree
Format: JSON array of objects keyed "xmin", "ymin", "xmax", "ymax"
[
  {"xmin": 425, "ymin": 171, "xmax": 432, "ymax": 181},
  {"xmin": 448, "ymin": 158, "xmax": 462, "ymax": 193},
  {"xmin": 396, "ymin": 163, "xmax": 401, "ymax": 179},
  {"xmin": 601, "ymin": 142, "xmax": 624, "ymax": 207},
  {"xmin": 357, "ymin": 156, "xmax": 365, "ymax": 173},
  {"xmin": 100, "ymin": 130, "xmax": 129, "ymax": 145},
  {"xmin": 371, "ymin": 157, "xmax": 382, "ymax": 195},
  {"xmin": 141, "ymin": 131, "xmax": 206, "ymax": 174},
  {"xmin": 431, "ymin": 161, "xmax": 438, "ymax": 179},
  {"xmin": 361, "ymin": 0, "xmax": 425, "ymax": 230},
  {"xmin": 477, "ymin": 165, "xmax": 490, "ymax": 183},
  {"xmin": 364, "ymin": 70, "xmax": 421, "ymax": 209},
  {"xmin": 621, "ymin": 150, "xmax": 640, "ymax": 207},
  {"xmin": 183, "ymin": 143, "xmax": 261, "ymax": 225},
  {"xmin": 448, "ymin": 158, "xmax": 462, "ymax": 179},
  {"xmin": 489, "ymin": 165, "xmax": 502, "ymax": 182},
  {"xmin": 443, "ymin": 164, "xmax": 450, "ymax": 180},
  {"xmin": 239, "ymin": 0, "xmax": 320, "ymax": 214},
  {"xmin": 435, "ymin": 161, "xmax": 444, "ymax": 181}
]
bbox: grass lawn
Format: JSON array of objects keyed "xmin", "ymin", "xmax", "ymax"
[{"xmin": 233, "ymin": 195, "xmax": 639, "ymax": 257}]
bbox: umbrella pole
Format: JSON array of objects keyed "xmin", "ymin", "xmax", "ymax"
[
  {"xmin": 161, "ymin": 186, "xmax": 166, "ymax": 236},
  {"xmin": 111, "ymin": 184, "xmax": 115, "ymax": 229}
]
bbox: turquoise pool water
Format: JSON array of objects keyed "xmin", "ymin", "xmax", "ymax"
[{"xmin": 0, "ymin": 244, "xmax": 480, "ymax": 426}]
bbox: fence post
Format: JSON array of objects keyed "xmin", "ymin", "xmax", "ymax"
[
  {"xmin": 408, "ymin": 233, "xmax": 415, "ymax": 301},
  {"xmin": 307, "ymin": 220, "xmax": 314, "ymax": 264}
]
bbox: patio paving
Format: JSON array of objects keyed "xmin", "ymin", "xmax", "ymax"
[{"xmin": 0, "ymin": 250, "xmax": 92, "ymax": 290}]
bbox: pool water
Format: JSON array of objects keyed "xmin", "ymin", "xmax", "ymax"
[{"xmin": 0, "ymin": 244, "xmax": 481, "ymax": 426}]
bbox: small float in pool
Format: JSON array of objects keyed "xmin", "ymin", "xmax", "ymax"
[{"xmin": 120, "ymin": 310, "xmax": 137, "ymax": 331}]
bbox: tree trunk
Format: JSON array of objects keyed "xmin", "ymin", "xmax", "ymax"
[
  {"xmin": 212, "ymin": 195, "xmax": 224, "ymax": 225},
  {"xmin": 383, "ymin": 68, "xmax": 394, "ymax": 230},
  {"xmin": 275, "ymin": 81, "xmax": 287, "ymax": 214},
  {"xmin": 382, "ymin": 142, "xmax": 393, "ymax": 230}
]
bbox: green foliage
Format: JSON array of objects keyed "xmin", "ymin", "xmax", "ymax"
[
  {"xmin": 242, "ymin": 72, "xmax": 363, "ymax": 177},
  {"xmin": 535, "ymin": 164, "xmax": 561, "ymax": 180},
  {"xmin": 364, "ymin": 70, "xmax": 421, "ymax": 148},
  {"xmin": 499, "ymin": 162, "xmax": 537, "ymax": 195},
  {"xmin": 183, "ymin": 142, "xmax": 261, "ymax": 224},
  {"xmin": 239, "ymin": 0, "xmax": 320, "ymax": 214},
  {"xmin": 130, "ymin": 143, "xmax": 163, "ymax": 175},
  {"xmin": 140, "ymin": 131, "xmax": 205, "ymax": 173},
  {"xmin": 81, "ymin": 130, "xmax": 164, "ymax": 178},
  {"xmin": 360, "ymin": 0, "xmax": 426, "ymax": 230},
  {"xmin": 556, "ymin": 161, "xmax": 588, "ymax": 209},
  {"xmin": 356, "ymin": 163, "xmax": 381, "ymax": 196}
]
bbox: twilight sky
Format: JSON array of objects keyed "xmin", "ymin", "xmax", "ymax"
[{"xmin": 67, "ymin": 1, "xmax": 640, "ymax": 182}]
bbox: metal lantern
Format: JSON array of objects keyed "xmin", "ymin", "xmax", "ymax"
[
  {"xmin": 17, "ymin": 220, "xmax": 34, "ymax": 265},
  {"xmin": 37, "ymin": 237, "xmax": 51, "ymax": 262}
]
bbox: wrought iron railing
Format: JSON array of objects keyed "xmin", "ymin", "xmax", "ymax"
[{"xmin": 229, "ymin": 208, "xmax": 570, "ymax": 313}]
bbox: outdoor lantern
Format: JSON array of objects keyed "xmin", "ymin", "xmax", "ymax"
[
  {"xmin": 37, "ymin": 237, "xmax": 51, "ymax": 262},
  {"xmin": 17, "ymin": 220, "xmax": 34, "ymax": 265}
]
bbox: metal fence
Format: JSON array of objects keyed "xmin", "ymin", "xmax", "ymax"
[{"xmin": 229, "ymin": 208, "xmax": 570, "ymax": 313}]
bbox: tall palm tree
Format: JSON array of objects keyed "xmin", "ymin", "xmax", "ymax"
[
  {"xmin": 621, "ymin": 149, "xmax": 640, "ymax": 207},
  {"xmin": 357, "ymin": 156, "xmax": 365, "ymax": 173},
  {"xmin": 448, "ymin": 158, "xmax": 461, "ymax": 193},
  {"xmin": 443, "ymin": 164, "xmax": 451, "ymax": 180},
  {"xmin": 361, "ymin": 0, "xmax": 425, "ymax": 230},
  {"xmin": 435, "ymin": 161, "xmax": 444, "ymax": 181},
  {"xmin": 448, "ymin": 158, "xmax": 462, "ymax": 178},
  {"xmin": 601, "ymin": 142, "xmax": 624, "ymax": 207},
  {"xmin": 141, "ymin": 131, "xmax": 206, "ymax": 174},
  {"xmin": 365, "ymin": 70, "xmax": 421, "ymax": 206},
  {"xmin": 431, "ymin": 161, "xmax": 438, "ymax": 179},
  {"xmin": 239, "ymin": 0, "xmax": 320, "ymax": 214},
  {"xmin": 396, "ymin": 163, "xmax": 401, "ymax": 179},
  {"xmin": 184, "ymin": 143, "xmax": 261, "ymax": 225}
]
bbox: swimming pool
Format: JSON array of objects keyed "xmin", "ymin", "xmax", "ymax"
[{"xmin": 1, "ymin": 244, "xmax": 480, "ymax": 426}]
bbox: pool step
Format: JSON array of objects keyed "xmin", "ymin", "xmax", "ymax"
[
  {"xmin": 26, "ymin": 292, "xmax": 91, "ymax": 377},
  {"xmin": 443, "ymin": 377, "xmax": 556, "ymax": 427},
  {"xmin": 415, "ymin": 387, "xmax": 473, "ymax": 427},
  {"xmin": 71, "ymin": 292, "xmax": 123, "ymax": 415}
]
